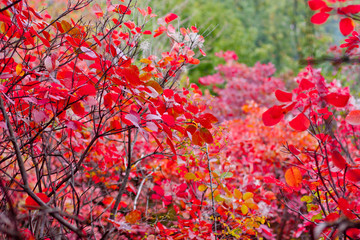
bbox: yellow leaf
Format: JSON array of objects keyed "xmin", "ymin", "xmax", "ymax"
[
  {"xmin": 241, "ymin": 204, "xmax": 249, "ymax": 215},
  {"xmin": 16, "ymin": 64, "xmax": 24, "ymax": 76},
  {"xmin": 244, "ymin": 198, "xmax": 259, "ymax": 210},
  {"xmin": 214, "ymin": 194, "xmax": 224, "ymax": 203},
  {"xmin": 234, "ymin": 189, "xmax": 242, "ymax": 200},
  {"xmin": 140, "ymin": 58, "xmax": 152, "ymax": 64},
  {"xmin": 198, "ymin": 184, "xmax": 207, "ymax": 192},
  {"xmin": 301, "ymin": 195, "xmax": 313, "ymax": 203},
  {"xmin": 243, "ymin": 192, "xmax": 254, "ymax": 201},
  {"xmin": 184, "ymin": 172, "xmax": 196, "ymax": 180},
  {"xmin": 0, "ymin": 23, "xmax": 5, "ymax": 34}
]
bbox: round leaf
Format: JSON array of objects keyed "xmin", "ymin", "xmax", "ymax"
[
  {"xmin": 285, "ymin": 167, "xmax": 302, "ymax": 188},
  {"xmin": 346, "ymin": 110, "xmax": 360, "ymax": 126}
]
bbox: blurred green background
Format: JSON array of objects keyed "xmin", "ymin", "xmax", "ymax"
[
  {"xmin": 149, "ymin": 0, "xmax": 340, "ymax": 80},
  {"xmin": 34, "ymin": 0, "xmax": 357, "ymax": 87}
]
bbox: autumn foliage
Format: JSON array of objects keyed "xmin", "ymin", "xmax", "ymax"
[{"xmin": 2, "ymin": 0, "xmax": 360, "ymax": 239}]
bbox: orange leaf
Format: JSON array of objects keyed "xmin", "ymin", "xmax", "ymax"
[
  {"xmin": 346, "ymin": 110, "xmax": 360, "ymax": 126},
  {"xmin": 125, "ymin": 210, "xmax": 141, "ymax": 224},
  {"xmin": 285, "ymin": 167, "xmax": 302, "ymax": 188},
  {"xmin": 184, "ymin": 172, "xmax": 196, "ymax": 180},
  {"xmin": 234, "ymin": 189, "xmax": 242, "ymax": 200},
  {"xmin": 60, "ymin": 20, "xmax": 72, "ymax": 33}
]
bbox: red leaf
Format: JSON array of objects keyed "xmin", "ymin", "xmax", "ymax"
[
  {"xmin": 338, "ymin": 198, "xmax": 356, "ymax": 219},
  {"xmin": 299, "ymin": 78, "xmax": 315, "ymax": 91},
  {"xmin": 71, "ymin": 101, "xmax": 86, "ymax": 117},
  {"xmin": 78, "ymin": 84, "xmax": 96, "ymax": 96},
  {"xmin": 0, "ymin": 14, "xmax": 11, "ymax": 24},
  {"xmin": 166, "ymin": 137, "xmax": 177, "ymax": 156},
  {"xmin": 275, "ymin": 89, "xmax": 293, "ymax": 102},
  {"xmin": 346, "ymin": 110, "xmax": 360, "ymax": 126},
  {"xmin": 324, "ymin": 213, "xmax": 340, "ymax": 222},
  {"xmin": 163, "ymin": 89, "xmax": 174, "ymax": 98},
  {"xmin": 339, "ymin": 5, "xmax": 360, "ymax": 15},
  {"xmin": 124, "ymin": 21, "xmax": 135, "ymax": 30},
  {"xmin": 20, "ymin": 229, "xmax": 35, "ymax": 240},
  {"xmin": 25, "ymin": 193, "xmax": 50, "ymax": 210},
  {"xmin": 289, "ymin": 113, "xmax": 310, "ymax": 132},
  {"xmin": 262, "ymin": 105, "xmax": 285, "ymax": 126},
  {"xmin": 308, "ymin": 0, "xmax": 327, "ymax": 11},
  {"xmin": 187, "ymin": 104, "xmax": 199, "ymax": 115},
  {"xmin": 311, "ymin": 12, "xmax": 330, "ymax": 25},
  {"xmin": 324, "ymin": 92, "xmax": 350, "ymax": 107},
  {"xmin": 192, "ymin": 130, "xmax": 204, "ymax": 146},
  {"xmin": 186, "ymin": 125, "xmax": 197, "ymax": 135},
  {"xmin": 150, "ymin": 133, "xmax": 164, "ymax": 151},
  {"xmin": 331, "ymin": 150, "xmax": 348, "ymax": 170},
  {"xmin": 188, "ymin": 58, "xmax": 200, "ymax": 65},
  {"xmin": 288, "ymin": 145, "xmax": 300, "ymax": 155},
  {"xmin": 340, "ymin": 18, "xmax": 354, "ymax": 36},
  {"xmin": 164, "ymin": 13, "xmax": 178, "ymax": 24},
  {"xmin": 162, "ymin": 114, "xmax": 175, "ymax": 126},
  {"xmin": 153, "ymin": 185, "xmax": 164, "ymax": 196},
  {"xmin": 197, "ymin": 113, "xmax": 218, "ymax": 129},
  {"xmin": 201, "ymin": 113, "xmax": 218, "ymax": 123},
  {"xmin": 117, "ymin": 5, "xmax": 131, "ymax": 15},
  {"xmin": 347, "ymin": 169, "xmax": 360, "ymax": 182},
  {"xmin": 199, "ymin": 127, "xmax": 213, "ymax": 144}
]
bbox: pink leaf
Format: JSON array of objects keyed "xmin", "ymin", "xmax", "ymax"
[{"xmin": 92, "ymin": 4, "xmax": 103, "ymax": 18}]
